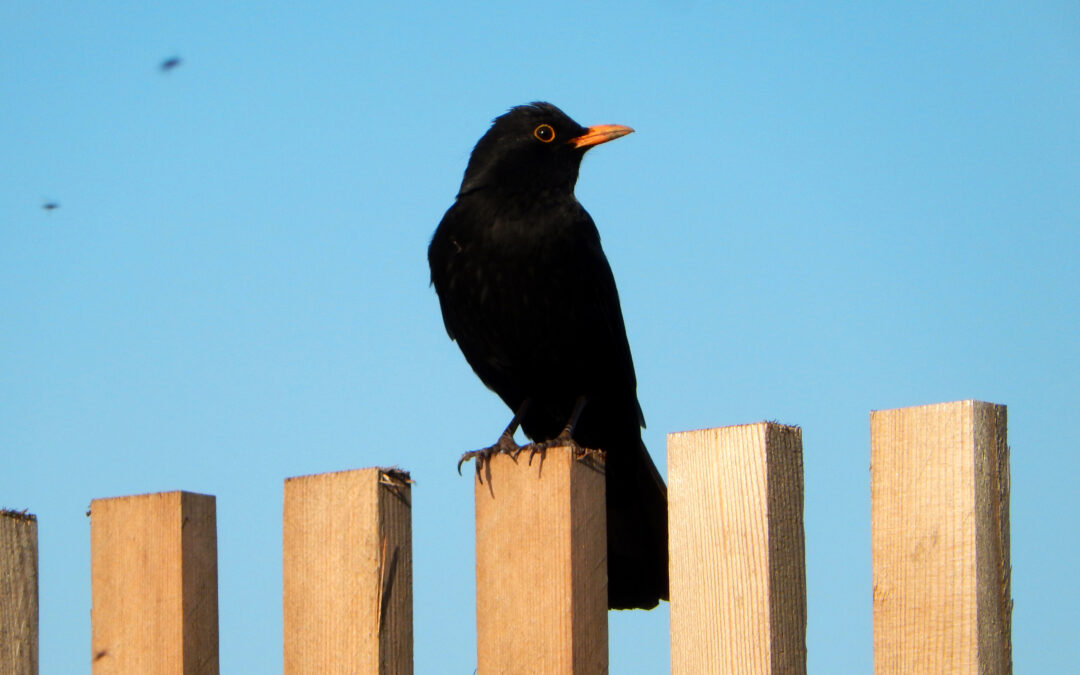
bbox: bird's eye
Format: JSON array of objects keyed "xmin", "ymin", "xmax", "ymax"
[{"xmin": 533, "ymin": 124, "xmax": 555, "ymax": 143}]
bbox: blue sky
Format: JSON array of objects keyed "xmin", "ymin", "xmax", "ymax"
[{"xmin": 2, "ymin": 1, "xmax": 1077, "ymax": 672}]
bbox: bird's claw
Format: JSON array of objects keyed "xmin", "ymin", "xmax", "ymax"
[
  {"xmin": 523, "ymin": 431, "xmax": 595, "ymax": 468},
  {"xmin": 458, "ymin": 431, "xmax": 601, "ymax": 482},
  {"xmin": 457, "ymin": 433, "xmax": 523, "ymax": 482},
  {"xmin": 527, "ymin": 443, "xmax": 546, "ymax": 466}
]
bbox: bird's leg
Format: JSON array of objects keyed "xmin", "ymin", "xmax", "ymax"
[
  {"xmin": 457, "ymin": 400, "xmax": 531, "ymax": 479},
  {"xmin": 527, "ymin": 395, "xmax": 589, "ymax": 465}
]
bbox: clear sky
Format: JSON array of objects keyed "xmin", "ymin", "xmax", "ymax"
[{"xmin": 2, "ymin": 1, "xmax": 1077, "ymax": 672}]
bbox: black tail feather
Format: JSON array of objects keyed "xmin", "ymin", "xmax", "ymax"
[{"xmin": 604, "ymin": 439, "xmax": 669, "ymax": 610}]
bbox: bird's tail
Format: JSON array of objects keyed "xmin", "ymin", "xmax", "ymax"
[{"xmin": 605, "ymin": 438, "xmax": 669, "ymax": 610}]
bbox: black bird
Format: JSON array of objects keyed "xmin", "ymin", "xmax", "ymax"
[
  {"xmin": 428, "ymin": 102, "xmax": 668, "ymax": 610},
  {"xmin": 42, "ymin": 200, "xmax": 59, "ymax": 211},
  {"xmin": 159, "ymin": 56, "xmax": 181, "ymax": 72}
]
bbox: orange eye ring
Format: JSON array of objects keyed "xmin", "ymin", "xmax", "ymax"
[{"xmin": 533, "ymin": 124, "xmax": 556, "ymax": 143}]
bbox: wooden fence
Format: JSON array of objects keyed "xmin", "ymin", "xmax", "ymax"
[{"xmin": 0, "ymin": 399, "xmax": 1012, "ymax": 674}]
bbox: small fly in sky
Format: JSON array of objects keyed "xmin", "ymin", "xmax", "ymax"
[
  {"xmin": 42, "ymin": 200, "xmax": 60, "ymax": 211},
  {"xmin": 160, "ymin": 56, "xmax": 181, "ymax": 72}
]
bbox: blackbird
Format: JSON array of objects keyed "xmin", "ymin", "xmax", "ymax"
[{"xmin": 428, "ymin": 102, "xmax": 668, "ymax": 610}]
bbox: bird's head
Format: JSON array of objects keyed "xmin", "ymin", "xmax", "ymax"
[{"xmin": 458, "ymin": 102, "xmax": 633, "ymax": 197}]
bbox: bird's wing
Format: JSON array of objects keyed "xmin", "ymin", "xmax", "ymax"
[{"xmin": 568, "ymin": 210, "xmax": 645, "ymax": 429}]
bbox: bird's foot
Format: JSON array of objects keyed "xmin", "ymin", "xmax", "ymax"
[
  {"xmin": 522, "ymin": 432, "xmax": 601, "ymax": 469},
  {"xmin": 457, "ymin": 431, "xmax": 523, "ymax": 482}
]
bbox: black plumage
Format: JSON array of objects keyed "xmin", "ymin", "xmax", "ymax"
[{"xmin": 428, "ymin": 102, "xmax": 668, "ymax": 610}]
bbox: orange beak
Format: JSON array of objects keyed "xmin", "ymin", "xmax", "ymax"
[{"xmin": 569, "ymin": 124, "xmax": 634, "ymax": 149}]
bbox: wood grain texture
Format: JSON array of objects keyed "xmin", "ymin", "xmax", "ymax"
[
  {"xmin": 283, "ymin": 468, "xmax": 413, "ymax": 675},
  {"xmin": 474, "ymin": 448, "xmax": 607, "ymax": 674},
  {"xmin": 1, "ymin": 510, "xmax": 38, "ymax": 674},
  {"xmin": 668, "ymin": 423, "xmax": 806, "ymax": 675},
  {"xmin": 871, "ymin": 400, "xmax": 1011, "ymax": 675},
  {"xmin": 90, "ymin": 491, "xmax": 219, "ymax": 674}
]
